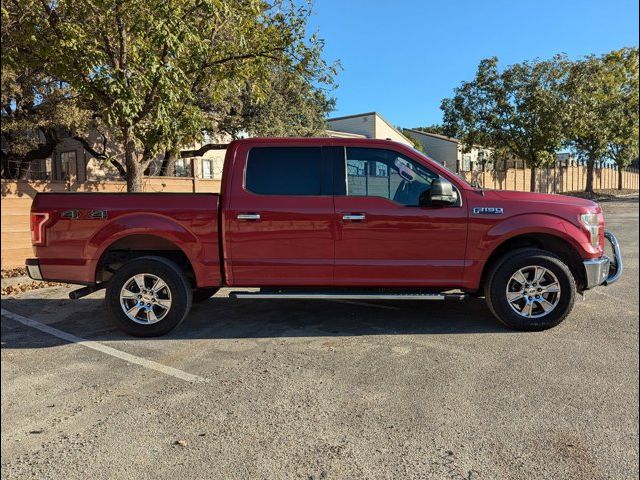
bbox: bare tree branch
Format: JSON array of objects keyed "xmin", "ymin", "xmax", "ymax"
[
  {"xmin": 72, "ymin": 135, "xmax": 126, "ymax": 177},
  {"xmin": 180, "ymin": 143, "xmax": 228, "ymax": 158}
]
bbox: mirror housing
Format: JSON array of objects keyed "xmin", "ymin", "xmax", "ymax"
[{"xmin": 420, "ymin": 178, "xmax": 458, "ymax": 207}]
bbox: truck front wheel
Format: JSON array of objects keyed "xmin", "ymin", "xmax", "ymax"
[
  {"xmin": 484, "ymin": 249, "xmax": 576, "ymax": 331},
  {"xmin": 106, "ymin": 256, "xmax": 193, "ymax": 337}
]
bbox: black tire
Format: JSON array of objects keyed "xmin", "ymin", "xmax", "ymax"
[
  {"xmin": 106, "ymin": 256, "xmax": 193, "ymax": 337},
  {"xmin": 484, "ymin": 249, "xmax": 576, "ymax": 331},
  {"xmin": 192, "ymin": 287, "xmax": 219, "ymax": 303}
]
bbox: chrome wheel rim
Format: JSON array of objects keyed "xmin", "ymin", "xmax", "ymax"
[
  {"xmin": 119, "ymin": 273, "xmax": 171, "ymax": 325},
  {"xmin": 505, "ymin": 266, "xmax": 561, "ymax": 319}
]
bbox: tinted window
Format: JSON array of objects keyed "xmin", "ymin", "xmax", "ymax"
[
  {"xmin": 346, "ymin": 148, "xmax": 438, "ymax": 206},
  {"xmin": 246, "ymin": 147, "xmax": 323, "ymax": 195}
]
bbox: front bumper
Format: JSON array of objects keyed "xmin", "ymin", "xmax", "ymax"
[{"xmin": 582, "ymin": 231, "xmax": 623, "ymax": 289}]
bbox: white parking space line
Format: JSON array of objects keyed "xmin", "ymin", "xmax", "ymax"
[{"xmin": 1, "ymin": 308, "xmax": 206, "ymax": 383}]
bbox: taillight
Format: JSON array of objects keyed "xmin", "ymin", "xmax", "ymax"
[{"xmin": 30, "ymin": 212, "xmax": 50, "ymax": 246}]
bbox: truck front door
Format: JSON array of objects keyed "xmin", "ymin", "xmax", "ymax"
[{"xmin": 332, "ymin": 146, "xmax": 468, "ymax": 287}]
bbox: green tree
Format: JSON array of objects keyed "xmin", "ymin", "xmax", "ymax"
[
  {"xmin": 160, "ymin": 61, "xmax": 338, "ymax": 176},
  {"xmin": 607, "ymin": 49, "xmax": 639, "ymax": 189},
  {"xmin": 9, "ymin": 0, "xmax": 336, "ymax": 190},
  {"xmin": 603, "ymin": 48, "xmax": 638, "ymax": 191},
  {"xmin": 398, "ymin": 129, "xmax": 424, "ymax": 152},
  {"xmin": 215, "ymin": 63, "xmax": 336, "ymax": 139},
  {"xmin": 441, "ymin": 56, "xmax": 568, "ymax": 191},
  {"xmin": 609, "ymin": 137, "xmax": 639, "ymax": 190},
  {"xmin": 1, "ymin": 6, "xmax": 87, "ymax": 179},
  {"xmin": 1, "ymin": 65, "xmax": 67, "ymax": 179},
  {"xmin": 563, "ymin": 48, "xmax": 638, "ymax": 193}
]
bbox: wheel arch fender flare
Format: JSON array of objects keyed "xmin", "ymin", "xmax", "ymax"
[
  {"xmin": 479, "ymin": 213, "xmax": 587, "ymax": 264},
  {"xmin": 87, "ymin": 213, "xmax": 202, "ymax": 281}
]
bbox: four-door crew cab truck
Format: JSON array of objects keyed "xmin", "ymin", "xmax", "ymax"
[{"xmin": 26, "ymin": 138, "xmax": 622, "ymax": 336}]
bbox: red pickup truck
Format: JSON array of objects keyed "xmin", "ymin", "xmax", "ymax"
[{"xmin": 26, "ymin": 138, "xmax": 622, "ymax": 336}]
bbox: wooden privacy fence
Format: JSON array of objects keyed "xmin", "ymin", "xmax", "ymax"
[
  {"xmin": 459, "ymin": 165, "xmax": 640, "ymax": 193},
  {"xmin": 1, "ymin": 177, "xmax": 221, "ymax": 269}
]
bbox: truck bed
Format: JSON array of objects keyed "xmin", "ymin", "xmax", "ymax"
[{"xmin": 31, "ymin": 193, "xmax": 221, "ymax": 287}]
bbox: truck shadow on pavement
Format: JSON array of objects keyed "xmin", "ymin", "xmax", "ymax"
[{"xmin": 1, "ymin": 295, "xmax": 516, "ymax": 349}]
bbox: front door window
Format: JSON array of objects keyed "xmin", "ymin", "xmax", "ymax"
[{"xmin": 346, "ymin": 147, "xmax": 439, "ymax": 206}]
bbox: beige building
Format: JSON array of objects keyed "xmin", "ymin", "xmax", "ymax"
[
  {"xmin": 188, "ymin": 112, "xmax": 418, "ymax": 179},
  {"xmin": 327, "ymin": 112, "xmax": 414, "ymax": 147},
  {"xmin": 403, "ymin": 128, "xmax": 496, "ymax": 173}
]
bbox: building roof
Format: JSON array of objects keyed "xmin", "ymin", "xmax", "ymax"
[
  {"xmin": 403, "ymin": 128, "xmax": 460, "ymax": 144},
  {"xmin": 327, "ymin": 111, "xmax": 413, "ymax": 145},
  {"xmin": 325, "ymin": 129, "xmax": 367, "ymax": 139},
  {"xmin": 327, "ymin": 111, "xmax": 378, "ymax": 122}
]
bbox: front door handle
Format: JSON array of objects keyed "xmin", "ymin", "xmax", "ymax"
[
  {"xmin": 237, "ymin": 213, "xmax": 261, "ymax": 221},
  {"xmin": 342, "ymin": 213, "xmax": 366, "ymax": 222}
]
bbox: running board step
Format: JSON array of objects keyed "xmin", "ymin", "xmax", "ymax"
[{"xmin": 229, "ymin": 292, "xmax": 467, "ymax": 301}]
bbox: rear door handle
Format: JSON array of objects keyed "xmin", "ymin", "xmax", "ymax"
[
  {"xmin": 342, "ymin": 213, "xmax": 366, "ymax": 222},
  {"xmin": 237, "ymin": 213, "xmax": 261, "ymax": 221}
]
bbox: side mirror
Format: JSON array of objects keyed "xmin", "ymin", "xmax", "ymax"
[{"xmin": 420, "ymin": 178, "xmax": 457, "ymax": 207}]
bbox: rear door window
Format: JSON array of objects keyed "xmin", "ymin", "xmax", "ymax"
[{"xmin": 245, "ymin": 147, "xmax": 325, "ymax": 195}]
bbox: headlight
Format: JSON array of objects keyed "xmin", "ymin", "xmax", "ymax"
[{"xmin": 580, "ymin": 213, "xmax": 601, "ymax": 247}]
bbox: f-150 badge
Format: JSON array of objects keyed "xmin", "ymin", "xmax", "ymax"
[{"xmin": 473, "ymin": 207, "xmax": 504, "ymax": 215}]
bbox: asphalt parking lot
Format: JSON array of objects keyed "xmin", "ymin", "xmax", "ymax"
[{"xmin": 1, "ymin": 200, "xmax": 638, "ymax": 480}]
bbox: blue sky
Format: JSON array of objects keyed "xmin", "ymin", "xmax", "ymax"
[{"xmin": 307, "ymin": 0, "xmax": 639, "ymax": 128}]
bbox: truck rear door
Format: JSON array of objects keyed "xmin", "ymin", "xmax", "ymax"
[{"xmin": 224, "ymin": 144, "xmax": 335, "ymax": 286}]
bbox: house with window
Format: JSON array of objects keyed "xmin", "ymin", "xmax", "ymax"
[
  {"xmin": 15, "ymin": 111, "xmax": 418, "ymax": 182},
  {"xmin": 22, "ymin": 131, "xmax": 230, "ymax": 182}
]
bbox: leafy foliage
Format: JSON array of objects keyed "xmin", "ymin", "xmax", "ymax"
[
  {"xmin": 441, "ymin": 56, "xmax": 569, "ymax": 191},
  {"xmin": 1, "ymin": 5, "xmax": 87, "ymax": 179},
  {"xmin": 215, "ymin": 62, "xmax": 337, "ymax": 138},
  {"xmin": 441, "ymin": 49, "xmax": 639, "ymax": 192},
  {"xmin": 563, "ymin": 48, "xmax": 639, "ymax": 191},
  {"xmin": 397, "ymin": 129, "xmax": 423, "ymax": 152},
  {"xmin": 3, "ymin": 0, "xmax": 338, "ymax": 189},
  {"xmin": 411, "ymin": 124, "xmax": 451, "ymax": 137}
]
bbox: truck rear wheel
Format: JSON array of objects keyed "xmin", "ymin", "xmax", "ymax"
[
  {"xmin": 106, "ymin": 256, "xmax": 192, "ymax": 337},
  {"xmin": 484, "ymin": 249, "xmax": 576, "ymax": 331}
]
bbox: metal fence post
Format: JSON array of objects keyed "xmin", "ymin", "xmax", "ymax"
[{"xmin": 191, "ymin": 158, "xmax": 196, "ymax": 193}]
